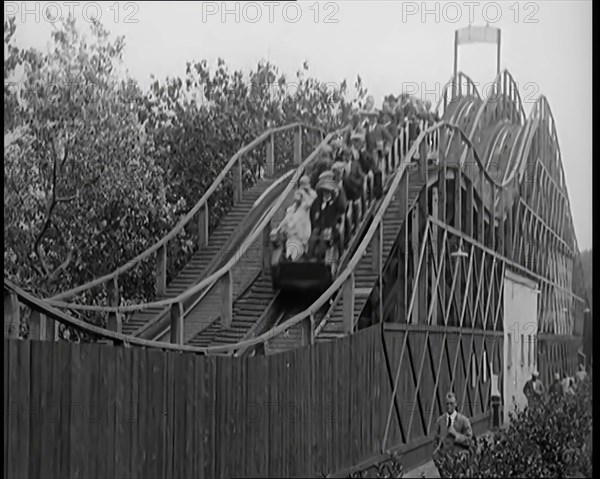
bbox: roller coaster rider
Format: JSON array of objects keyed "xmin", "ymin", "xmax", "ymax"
[
  {"xmin": 307, "ymin": 171, "xmax": 347, "ymax": 262},
  {"xmin": 363, "ymin": 111, "xmax": 387, "ymax": 199},
  {"xmin": 309, "ymin": 145, "xmax": 334, "ymax": 189}
]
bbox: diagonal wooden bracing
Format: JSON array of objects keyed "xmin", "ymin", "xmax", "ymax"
[{"xmin": 379, "ymin": 71, "xmax": 585, "ymax": 454}]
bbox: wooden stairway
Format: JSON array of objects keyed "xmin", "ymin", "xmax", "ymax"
[
  {"xmin": 122, "ymin": 179, "xmax": 278, "ymax": 337},
  {"xmin": 155, "ymin": 192, "xmax": 291, "ymax": 344},
  {"xmin": 315, "ymin": 179, "xmax": 425, "ymax": 342},
  {"xmin": 187, "ymin": 273, "xmax": 276, "ymax": 348}
]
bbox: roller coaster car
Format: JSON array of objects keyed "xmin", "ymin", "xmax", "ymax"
[{"xmin": 270, "ymin": 225, "xmax": 342, "ymax": 294}]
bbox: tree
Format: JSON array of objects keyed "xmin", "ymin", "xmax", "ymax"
[{"xmin": 4, "ymin": 16, "xmax": 370, "ymax": 338}]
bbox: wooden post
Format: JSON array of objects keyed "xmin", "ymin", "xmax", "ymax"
[
  {"xmin": 156, "ymin": 244, "xmax": 167, "ymax": 297},
  {"xmin": 4, "ymin": 292, "xmax": 20, "ymax": 339},
  {"xmin": 418, "ymin": 182, "xmax": 429, "ymax": 324},
  {"xmin": 266, "ymin": 133, "xmax": 275, "ymax": 179},
  {"xmin": 107, "ymin": 277, "xmax": 122, "ymax": 334},
  {"xmin": 430, "ymin": 187, "xmax": 439, "ymax": 325},
  {"xmin": 342, "ymin": 273, "xmax": 355, "ymax": 334},
  {"xmin": 29, "ymin": 310, "xmax": 56, "ymax": 341},
  {"xmin": 498, "ymin": 192, "xmax": 505, "ymax": 258},
  {"xmin": 371, "ymin": 221, "xmax": 382, "ymax": 274},
  {"xmin": 29, "ymin": 309, "xmax": 43, "ymax": 340},
  {"xmin": 170, "ymin": 301, "xmax": 184, "ymax": 345},
  {"xmin": 438, "ymin": 132, "xmax": 447, "ymax": 326},
  {"xmin": 303, "ymin": 315, "xmax": 315, "ymax": 346},
  {"xmin": 234, "ymin": 158, "xmax": 243, "ymax": 204},
  {"xmin": 262, "ymin": 223, "xmax": 271, "ymax": 276},
  {"xmin": 419, "ymin": 139, "xmax": 428, "ymax": 183},
  {"xmin": 465, "ymin": 178, "xmax": 474, "ymax": 237},
  {"xmin": 397, "ymin": 174, "xmax": 408, "ymax": 322},
  {"xmin": 42, "ymin": 314, "xmax": 57, "ymax": 341},
  {"xmin": 220, "ymin": 271, "xmax": 233, "ymax": 329},
  {"xmin": 411, "ymin": 207, "xmax": 419, "ymax": 324},
  {"xmin": 293, "ymin": 126, "xmax": 302, "ymax": 165},
  {"xmin": 198, "ymin": 203, "xmax": 209, "ymax": 248}
]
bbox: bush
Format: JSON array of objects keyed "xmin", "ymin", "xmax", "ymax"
[
  {"xmin": 346, "ymin": 453, "xmax": 404, "ymax": 478},
  {"xmin": 441, "ymin": 377, "xmax": 593, "ymax": 478}
]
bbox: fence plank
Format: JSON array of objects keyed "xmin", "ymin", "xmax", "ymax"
[
  {"xmin": 4, "ymin": 340, "xmax": 10, "ymax": 479},
  {"xmin": 38, "ymin": 340, "xmax": 58, "ymax": 479},
  {"xmin": 97, "ymin": 343, "xmax": 117, "ymax": 479},
  {"xmin": 114, "ymin": 346, "xmax": 133, "ymax": 478},
  {"xmin": 183, "ymin": 353, "xmax": 196, "ymax": 479},
  {"xmin": 8, "ymin": 340, "xmax": 30, "ymax": 479},
  {"xmin": 28, "ymin": 341, "xmax": 43, "ymax": 479},
  {"xmin": 70, "ymin": 344, "xmax": 100, "ymax": 478},
  {"xmin": 133, "ymin": 347, "xmax": 146, "ymax": 479},
  {"xmin": 165, "ymin": 351, "xmax": 176, "ymax": 478},
  {"xmin": 143, "ymin": 350, "xmax": 166, "ymax": 478}
]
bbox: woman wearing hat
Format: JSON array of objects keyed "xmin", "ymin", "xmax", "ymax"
[
  {"xmin": 298, "ymin": 175, "xmax": 317, "ymax": 206},
  {"xmin": 307, "ymin": 171, "xmax": 347, "ymax": 261},
  {"xmin": 309, "ymin": 146, "xmax": 333, "ymax": 189},
  {"xmin": 272, "ymin": 188, "xmax": 312, "ymax": 261}
]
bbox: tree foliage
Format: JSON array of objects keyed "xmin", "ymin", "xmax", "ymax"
[{"xmin": 4, "ymin": 15, "xmax": 369, "ymax": 336}]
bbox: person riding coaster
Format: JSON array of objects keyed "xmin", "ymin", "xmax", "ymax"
[
  {"xmin": 270, "ymin": 187, "xmax": 312, "ymax": 262},
  {"xmin": 307, "ymin": 170, "xmax": 347, "ymax": 271}
]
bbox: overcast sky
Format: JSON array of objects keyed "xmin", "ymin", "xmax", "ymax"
[{"xmin": 7, "ymin": 1, "xmax": 592, "ymax": 250}]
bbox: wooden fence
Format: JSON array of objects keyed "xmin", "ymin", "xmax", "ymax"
[{"xmin": 4, "ymin": 324, "xmax": 582, "ymax": 478}]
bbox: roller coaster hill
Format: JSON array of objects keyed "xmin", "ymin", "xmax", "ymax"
[{"xmin": 4, "ymin": 27, "xmax": 593, "ymax": 479}]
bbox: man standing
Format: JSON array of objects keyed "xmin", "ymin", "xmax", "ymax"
[
  {"xmin": 432, "ymin": 392, "xmax": 473, "ymax": 478},
  {"xmin": 523, "ymin": 370, "xmax": 545, "ymax": 407},
  {"xmin": 575, "ymin": 363, "xmax": 588, "ymax": 386},
  {"xmin": 549, "ymin": 372, "xmax": 564, "ymax": 396}
]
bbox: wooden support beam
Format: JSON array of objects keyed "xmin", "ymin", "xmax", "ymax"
[
  {"xmin": 438, "ymin": 133, "xmax": 447, "ymax": 326},
  {"xmin": 170, "ymin": 301, "xmax": 183, "ymax": 345},
  {"xmin": 198, "ymin": 203, "xmax": 209, "ymax": 248},
  {"xmin": 234, "ymin": 158, "xmax": 243, "ymax": 204},
  {"xmin": 343, "ymin": 273, "xmax": 355, "ymax": 334},
  {"xmin": 262, "ymin": 222, "xmax": 271, "ymax": 276},
  {"xmin": 266, "ymin": 133, "xmax": 275, "ymax": 178},
  {"xmin": 419, "ymin": 139, "xmax": 428, "ymax": 183},
  {"xmin": 477, "ymin": 170, "xmax": 485, "ymax": 243},
  {"xmin": 396, "ymin": 173, "xmax": 409, "ymax": 321},
  {"xmin": 156, "ymin": 244, "xmax": 167, "ymax": 297},
  {"xmin": 498, "ymin": 193, "xmax": 505, "ymax": 258},
  {"xmin": 220, "ymin": 271, "xmax": 233, "ymax": 329},
  {"xmin": 4, "ymin": 292, "xmax": 20, "ymax": 339},
  {"xmin": 303, "ymin": 314, "xmax": 315, "ymax": 345},
  {"xmin": 371, "ymin": 221, "xmax": 382, "ymax": 274},
  {"xmin": 411, "ymin": 207, "xmax": 420, "ymax": 324},
  {"xmin": 107, "ymin": 277, "xmax": 122, "ymax": 334},
  {"xmin": 465, "ymin": 178, "xmax": 474, "ymax": 237},
  {"xmin": 453, "ymin": 174, "xmax": 463, "ymax": 325},
  {"xmin": 430, "ymin": 187, "xmax": 439, "ymax": 325},
  {"xmin": 29, "ymin": 309, "xmax": 56, "ymax": 341},
  {"xmin": 29, "ymin": 309, "xmax": 43, "ymax": 340},
  {"xmin": 418, "ymin": 178, "xmax": 429, "ymax": 324},
  {"xmin": 293, "ymin": 126, "xmax": 302, "ymax": 165},
  {"xmin": 506, "ymin": 191, "xmax": 514, "ymax": 260},
  {"xmin": 490, "ymin": 186, "xmax": 496, "ymax": 251}
]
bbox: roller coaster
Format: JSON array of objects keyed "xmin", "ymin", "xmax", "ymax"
[{"xmin": 4, "ymin": 28, "xmax": 591, "ymax": 478}]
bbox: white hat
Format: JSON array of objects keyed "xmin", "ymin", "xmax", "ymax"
[{"xmin": 316, "ymin": 171, "xmax": 337, "ymax": 192}]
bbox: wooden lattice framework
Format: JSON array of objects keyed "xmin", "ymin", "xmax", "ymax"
[{"xmin": 374, "ymin": 70, "xmax": 586, "ymax": 452}]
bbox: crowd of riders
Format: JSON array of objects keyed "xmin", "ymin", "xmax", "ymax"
[{"xmin": 271, "ymin": 93, "xmax": 440, "ymax": 264}]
